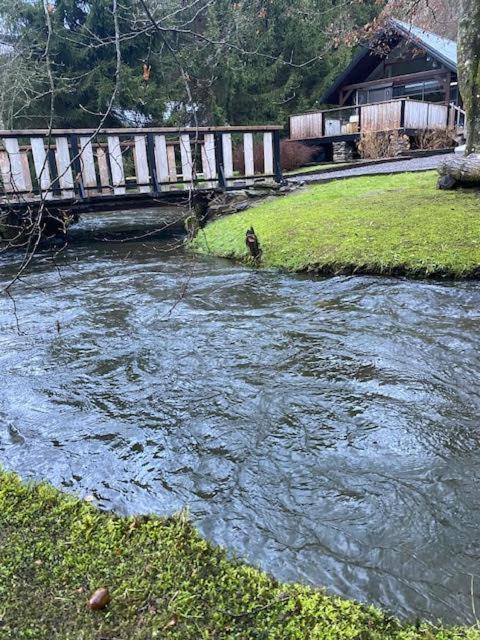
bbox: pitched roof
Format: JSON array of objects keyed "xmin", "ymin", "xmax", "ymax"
[
  {"xmin": 320, "ymin": 18, "xmax": 457, "ymax": 104},
  {"xmin": 391, "ymin": 19, "xmax": 457, "ymax": 71}
]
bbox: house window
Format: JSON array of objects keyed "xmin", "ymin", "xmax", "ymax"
[
  {"xmin": 393, "ymin": 80, "xmax": 444, "ymax": 102},
  {"xmin": 356, "ymin": 86, "xmax": 393, "ymax": 105}
]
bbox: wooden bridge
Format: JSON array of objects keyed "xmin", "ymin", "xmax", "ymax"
[{"xmin": 0, "ymin": 125, "xmax": 283, "ymax": 213}]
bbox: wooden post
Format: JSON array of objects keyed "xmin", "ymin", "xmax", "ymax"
[
  {"xmin": 179, "ymin": 134, "xmax": 193, "ymax": 185},
  {"xmin": 96, "ymin": 146, "xmax": 111, "ymax": 194},
  {"xmin": 447, "ymin": 104, "xmax": 453, "ymax": 128},
  {"xmin": 2, "ymin": 138, "xmax": 28, "ymax": 195},
  {"xmin": 214, "ymin": 133, "xmax": 227, "ymax": 189},
  {"xmin": 0, "ymin": 151, "xmax": 14, "ymax": 195},
  {"xmin": 133, "ymin": 135, "xmax": 150, "ymax": 194},
  {"xmin": 70, "ymin": 134, "xmax": 86, "ymax": 199},
  {"xmin": 221, "ymin": 133, "xmax": 233, "ymax": 182},
  {"xmin": 167, "ymin": 144, "xmax": 177, "ymax": 184},
  {"xmin": 445, "ymin": 71, "xmax": 452, "ymax": 104},
  {"xmin": 400, "ymin": 99, "xmax": 406, "ymax": 129},
  {"xmin": 47, "ymin": 147, "xmax": 62, "ymax": 197},
  {"xmin": 21, "ymin": 153, "xmax": 33, "ymax": 195},
  {"xmin": 79, "ymin": 136, "xmax": 98, "ymax": 195},
  {"xmin": 263, "ymin": 132, "xmax": 273, "ymax": 176},
  {"xmin": 55, "ymin": 137, "xmax": 75, "ymax": 199},
  {"xmin": 146, "ymin": 133, "xmax": 159, "ymax": 194},
  {"xmin": 243, "ymin": 132, "xmax": 255, "ymax": 180},
  {"xmin": 273, "ymin": 130, "xmax": 283, "ymax": 184},
  {"xmin": 153, "ymin": 135, "xmax": 170, "ymax": 187},
  {"xmin": 107, "ymin": 135, "xmax": 126, "ymax": 195},
  {"xmin": 202, "ymin": 133, "xmax": 217, "ymax": 188},
  {"xmin": 30, "ymin": 137, "xmax": 53, "ymax": 199}
]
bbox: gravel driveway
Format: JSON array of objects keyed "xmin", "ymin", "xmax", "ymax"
[{"xmin": 290, "ymin": 154, "xmax": 451, "ymax": 183}]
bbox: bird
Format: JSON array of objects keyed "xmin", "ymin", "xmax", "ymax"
[{"xmin": 245, "ymin": 227, "xmax": 261, "ymax": 259}]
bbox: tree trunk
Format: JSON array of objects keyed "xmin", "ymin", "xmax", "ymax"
[
  {"xmin": 458, "ymin": 0, "xmax": 480, "ymax": 153},
  {"xmin": 437, "ymin": 153, "xmax": 480, "ymax": 188}
]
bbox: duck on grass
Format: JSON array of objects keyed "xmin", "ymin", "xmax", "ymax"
[{"xmin": 191, "ymin": 172, "xmax": 480, "ymax": 279}]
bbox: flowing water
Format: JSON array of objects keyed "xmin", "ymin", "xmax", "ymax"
[{"xmin": 1, "ymin": 209, "xmax": 480, "ymax": 625}]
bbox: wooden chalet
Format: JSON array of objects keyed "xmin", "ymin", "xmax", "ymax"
[{"xmin": 289, "ymin": 19, "xmax": 465, "ymax": 158}]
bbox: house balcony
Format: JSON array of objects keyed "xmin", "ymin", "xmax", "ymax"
[{"xmin": 289, "ymin": 99, "xmax": 465, "ymax": 142}]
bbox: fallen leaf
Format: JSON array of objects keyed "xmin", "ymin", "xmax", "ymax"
[{"xmin": 163, "ymin": 616, "xmax": 177, "ymax": 630}]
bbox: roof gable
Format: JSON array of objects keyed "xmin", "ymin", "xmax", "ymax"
[
  {"xmin": 392, "ymin": 19, "xmax": 457, "ymax": 70},
  {"xmin": 320, "ymin": 18, "xmax": 457, "ymax": 104}
]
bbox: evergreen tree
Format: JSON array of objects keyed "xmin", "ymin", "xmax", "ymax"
[{"xmin": 0, "ymin": 0, "xmax": 382, "ymax": 128}]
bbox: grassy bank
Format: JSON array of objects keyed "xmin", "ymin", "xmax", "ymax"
[
  {"xmin": 0, "ymin": 471, "xmax": 479, "ymax": 639},
  {"xmin": 192, "ymin": 172, "xmax": 480, "ymax": 278}
]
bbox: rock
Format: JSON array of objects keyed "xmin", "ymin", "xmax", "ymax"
[
  {"xmin": 250, "ymin": 181, "xmax": 280, "ymax": 191},
  {"xmin": 455, "ymin": 144, "xmax": 466, "ymax": 155},
  {"xmin": 87, "ymin": 587, "xmax": 111, "ymax": 611},
  {"xmin": 208, "ymin": 203, "xmax": 237, "ymax": 215},
  {"xmin": 437, "ymin": 174, "xmax": 458, "ymax": 190},
  {"xmin": 263, "ymin": 179, "xmax": 281, "ymax": 188},
  {"xmin": 333, "ymin": 141, "xmax": 356, "ymax": 162},
  {"xmin": 226, "ymin": 190, "xmax": 249, "ymax": 203},
  {"xmin": 234, "ymin": 202, "xmax": 250, "ymax": 212},
  {"xmin": 246, "ymin": 189, "xmax": 275, "ymax": 198}
]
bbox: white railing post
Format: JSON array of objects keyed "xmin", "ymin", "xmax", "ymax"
[
  {"xmin": 31, "ymin": 137, "xmax": 53, "ymax": 199},
  {"xmin": 55, "ymin": 137, "xmax": 75, "ymax": 198},
  {"xmin": 79, "ymin": 136, "xmax": 98, "ymax": 195}
]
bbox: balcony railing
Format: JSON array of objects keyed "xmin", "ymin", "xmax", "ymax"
[{"xmin": 289, "ymin": 99, "xmax": 456, "ymax": 140}]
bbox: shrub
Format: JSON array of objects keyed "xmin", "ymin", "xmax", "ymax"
[{"xmin": 233, "ymin": 139, "xmax": 316, "ymax": 174}]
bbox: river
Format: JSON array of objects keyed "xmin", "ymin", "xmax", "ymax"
[{"xmin": 1, "ymin": 209, "xmax": 480, "ymax": 625}]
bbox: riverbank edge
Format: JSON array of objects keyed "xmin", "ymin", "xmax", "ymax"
[
  {"xmin": 192, "ymin": 250, "xmax": 480, "ymax": 280},
  {"xmin": 190, "ymin": 239, "xmax": 480, "ymax": 282},
  {"xmin": 191, "ymin": 172, "xmax": 480, "ymax": 280},
  {"xmin": 1, "ymin": 469, "xmax": 478, "ymax": 639},
  {"xmin": 251, "ymin": 261, "xmax": 478, "ymax": 280}
]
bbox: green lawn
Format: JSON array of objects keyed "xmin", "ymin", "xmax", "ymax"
[
  {"xmin": 192, "ymin": 172, "xmax": 480, "ymax": 278},
  {"xmin": 1, "ymin": 471, "xmax": 479, "ymax": 639}
]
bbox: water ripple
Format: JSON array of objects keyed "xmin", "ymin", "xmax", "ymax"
[{"xmin": 1, "ymin": 217, "xmax": 480, "ymax": 624}]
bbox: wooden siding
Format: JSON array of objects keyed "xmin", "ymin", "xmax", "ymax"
[
  {"xmin": 404, "ymin": 101, "xmax": 448, "ymax": 129},
  {"xmin": 361, "ymin": 101, "xmax": 402, "ymax": 132},
  {"xmin": 290, "ymin": 112, "xmax": 323, "ymax": 140},
  {"xmin": 290, "ymin": 99, "xmax": 453, "ymax": 140}
]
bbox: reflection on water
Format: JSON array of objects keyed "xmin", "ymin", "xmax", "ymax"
[{"xmin": 1, "ymin": 210, "xmax": 480, "ymax": 624}]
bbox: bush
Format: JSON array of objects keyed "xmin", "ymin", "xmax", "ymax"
[{"xmin": 233, "ymin": 139, "xmax": 316, "ymax": 174}]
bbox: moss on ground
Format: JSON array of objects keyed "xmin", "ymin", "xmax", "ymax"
[
  {"xmin": 192, "ymin": 172, "xmax": 480, "ymax": 278},
  {"xmin": 0, "ymin": 471, "xmax": 479, "ymax": 639}
]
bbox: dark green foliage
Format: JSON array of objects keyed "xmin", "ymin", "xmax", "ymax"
[{"xmin": 0, "ymin": 0, "xmax": 381, "ymax": 129}]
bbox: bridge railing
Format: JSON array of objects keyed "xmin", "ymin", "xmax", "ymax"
[{"xmin": 0, "ymin": 125, "xmax": 283, "ymax": 203}]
